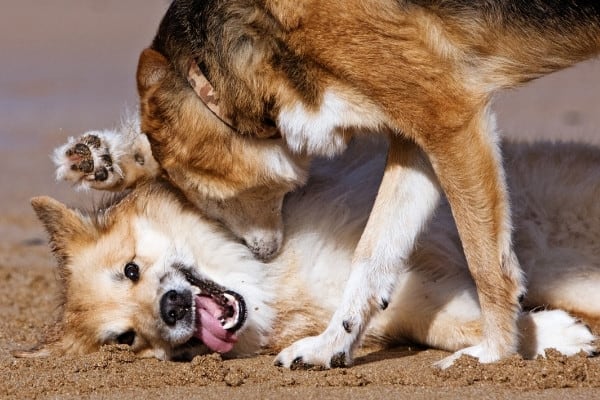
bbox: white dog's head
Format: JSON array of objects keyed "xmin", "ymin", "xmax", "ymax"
[{"xmin": 14, "ymin": 181, "xmax": 274, "ymax": 361}]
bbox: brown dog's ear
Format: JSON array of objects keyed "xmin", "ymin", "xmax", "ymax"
[
  {"xmin": 137, "ymin": 48, "xmax": 169, "ymax": 96},
  {"xmin": 31, "ymin": 196, "xmax": 96, "ymax": 266}
]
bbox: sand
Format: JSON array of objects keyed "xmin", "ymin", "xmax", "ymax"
[{"xmin": 1, "ymin": 1, "xmax": 599, "ymax": 399}]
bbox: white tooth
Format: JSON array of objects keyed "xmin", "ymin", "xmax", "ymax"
[
  {"xmin": 222, "ymin": 320, "xmax": 236, "ymax": 330},
  {"xmin": 191, "ymin": 286, "xmax": 201, "ymax": 296},
  {"xmin": 219, "ymin": 293, "xmax": 241, "ymax": 330},
  {"xmin": 223, "ymin": 293, "xmax": 236, "ymax": 303}
]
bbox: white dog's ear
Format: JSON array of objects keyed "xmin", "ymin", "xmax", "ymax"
[
  {"xmin": 12, "ymin": 331, "xmax": 85, "ymax": 359},
  {"xmin": 12, "ymin": 344, "xmax": 53, "ymax": 358},
  {"xmin": 30, "ymin": 196, "xmax": 96, "ymax": 267},
  {"xmin": 136, "ymin": 48, "xmax": 169, "ymax": 96}
]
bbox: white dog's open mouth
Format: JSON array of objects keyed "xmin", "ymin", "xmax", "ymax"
[
  {"xmin": 178, "ymin": 266, "xmax": 247, "ymax": 354},
  {"xmin": 193, "ymin": 291, "xmax": 245, "ymax": 353}
]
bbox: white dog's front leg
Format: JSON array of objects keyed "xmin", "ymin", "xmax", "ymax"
[
  {"xmin": 53, "ymin": 114, "xmax": 160, "ymax": 191},
  {"xmin": 275, "ymin": 137, "xmax": 441, "ymax": 368}
]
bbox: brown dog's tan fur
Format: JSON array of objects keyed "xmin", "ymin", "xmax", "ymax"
[{"xmin": 134, "ymin": 0, "xmax": 600, "ymax": 367}]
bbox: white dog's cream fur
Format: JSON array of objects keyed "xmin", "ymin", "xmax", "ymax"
[{"xmin": 19, "ymin": 128, "xmax": 599, "ymax": 365}]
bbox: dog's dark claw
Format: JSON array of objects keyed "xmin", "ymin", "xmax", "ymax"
[
  {"xmin": 342, "ymin": 319, "xmax": 353, "ymax": 333},
  {"xmin": 380, "ymin": 298, "xmax": 389, "ymax": 310},
  {"xmin": 329, "ymin": 352, "xmax": 348, "ymax": 368},
  {"xmin": 290, "ymin": 357, "xmax": 315, "ymax": 370},
  {"xmin": 82, "ymin": 134, "xmax": 102, "ymax": 149},
  {"xmin": 290, "ymin": 357, "xmax": 304, "ymax": 369}
]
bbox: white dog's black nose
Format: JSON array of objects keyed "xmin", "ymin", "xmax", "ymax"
[{"xmin": 160, "ymin": 289, "xmax": 192, "ymax": 326}]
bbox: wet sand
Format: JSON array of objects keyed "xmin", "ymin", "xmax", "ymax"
[{"xmin": 1, "ymin": 1, "xmax": 600, "ymax": 399}]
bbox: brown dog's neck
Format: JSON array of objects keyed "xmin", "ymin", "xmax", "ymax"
[{"xmin": 187, "ymin": 58, "xmax": 280, "ymax": 139}]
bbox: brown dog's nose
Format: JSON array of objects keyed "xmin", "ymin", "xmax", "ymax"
[{"xmin": 160, "ymin": 289, "xmax": 192, "ymax": 326}]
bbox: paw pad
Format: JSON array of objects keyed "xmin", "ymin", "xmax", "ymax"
[
  {"xmin": 62, "ymin": 136, "xmax": 115, "ymax": 182},
  {"xmin": 81, "ymin": 134, "xmax": 101, "ymax": 149},
  {"xmin": 94, "ymin": 167, "xmax": 109, "ymax": 181}
]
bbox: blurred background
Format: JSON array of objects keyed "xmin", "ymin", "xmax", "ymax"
[
  {"xmin": 0, "ymin": 1, "xmax": 169, "ymax": 210},
  {"xmin": 0, "ymin": 0, "xmax": 598, "ymax": 257}
]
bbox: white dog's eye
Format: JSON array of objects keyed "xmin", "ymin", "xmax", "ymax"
[
  {"xmin": 124, "ymin": 262, "xmax": 140, "ymax": 282},
  {"xmin": 116, "ymin": 330, "xmax": 136, "ymax": 346}
]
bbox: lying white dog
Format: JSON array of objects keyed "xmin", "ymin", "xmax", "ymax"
[{"xmin": 14, "ymin": 125, "xmax": 600, "ymax": 366}]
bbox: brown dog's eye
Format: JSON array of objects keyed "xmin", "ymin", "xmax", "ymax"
[
  {"xmin": 116, "ymin": 331, "xmax": 136, "ymax": 346},
  {"xmin": 124, "ymin": 262, "xmax": 140, "ymax": 282}
]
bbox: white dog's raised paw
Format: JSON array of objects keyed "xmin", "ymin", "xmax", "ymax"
[
  {"xmin": 53, "ymin": 118, "xmax": 159, "ymax": 192},
  {"xmin": 274, "ymin": 335, "xmax": 353, "ymax": 369},
  {"xmin": 54, "ymin": 130, "xmax": 124, "ymax": 190}
]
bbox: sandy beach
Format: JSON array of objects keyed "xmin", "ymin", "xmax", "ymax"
[{"xmin": 1, "ymin": 1, "xmax": 599, "ymax": 398}]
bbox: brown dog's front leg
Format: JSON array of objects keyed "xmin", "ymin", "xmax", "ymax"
[{"xmin": 421, "ymin": 104, "xmax": 525, "ymax": 368}]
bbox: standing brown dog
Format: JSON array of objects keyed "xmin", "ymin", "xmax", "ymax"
[{"xmin": 133, "ymin": 0, "xmax": 600, "ymax": 368}]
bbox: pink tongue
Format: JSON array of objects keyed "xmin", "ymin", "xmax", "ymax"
[{"xmin": 194, "ymin": 296, "xmax": 238, "ymax": 353}]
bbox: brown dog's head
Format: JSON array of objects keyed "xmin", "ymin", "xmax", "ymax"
[
  {"xmin": 13, "ymin": 183, "xmax": 273, "ymax": 360},
  {"xmin": 136, "ymin": 48, "xmax": 309, "ymax": 261}
]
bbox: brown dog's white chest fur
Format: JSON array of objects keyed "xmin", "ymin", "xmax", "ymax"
[{"xmin": 277, "ymin": 88, "xmax": 389, "ymax": 157}]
